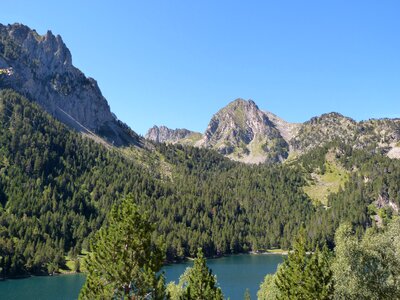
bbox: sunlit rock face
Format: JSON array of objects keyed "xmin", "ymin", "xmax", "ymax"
[{"xmin": 0, "ymin": 23, "xmax": 140, "ymax": 146}]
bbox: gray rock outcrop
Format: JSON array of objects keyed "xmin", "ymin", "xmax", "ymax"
[
  {"xmin": 198, "ymin": 99, "xmax": 289, "ymax": 163},
  {"xmin": 146, "ymin": 125, "xmax": 200, "ymax": 143},
  {"xmin": 0, "ymin": 23, "xmax": 140, "ymax": 146}
]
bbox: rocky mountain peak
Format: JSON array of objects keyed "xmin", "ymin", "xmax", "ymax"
[
  {"xmin": 264, "ymin": 111, "xmax": 301, "ymax": 147},
  {"xmin": 0, "ymin": 23, "xmax": 139, "ymax": 146},
  {"xmin": 308, "ymin": 112, "xmax": 355, "ymax": 125},
  {"xmin": 226, "ymin": 98, "xmax": 258, "ymax": 109},
  {"xmin": 3, "ymin": 23, "xmax": 72, "ymax": 71},
  {"xmin": 210, "ymin": 98, "xmax": 271, "ymax": 134},
  {"xmin": 145, "ymin": 99, "xmax": 400, "ymax": 164},
  {"xmin": 199, "ymin": 98, "xmax": 288, "ymax": 163},
  {"xmin": 290, "ymin": 112, "xmax": 357, "ymax": 153},
  {"xmin": 145, "ymin": 125, "xmax": 199, "ymax": 144}
]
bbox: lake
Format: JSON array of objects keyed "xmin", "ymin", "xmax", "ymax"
[
  {"xmin": 0, "ymin": 254, "xmax": 283, "ymax": 300},
  {"xmin": 164, "ymin": 254, "xmax": 283, "ymax": 299}
]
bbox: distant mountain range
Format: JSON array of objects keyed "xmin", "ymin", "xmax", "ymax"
[
  {"xmin": 146, "ymin": 99, "xmax": 400, "ymax": 164},
  {"xmin": 1, "ymin": 23, "xmax": 399, "ymax": 164}
]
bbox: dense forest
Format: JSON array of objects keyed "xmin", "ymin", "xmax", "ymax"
[{"xmin": 0, "ymin": 89, "xmax": 399, "ymax": 278}]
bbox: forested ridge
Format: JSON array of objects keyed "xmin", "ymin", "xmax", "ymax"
[
  {"xmin": 301, "ymin": 143, "xmax": 400, "ymax": 247},
  {"xmin": 0, "ymin": 89, "xmax": 399, "ymax": 278}
]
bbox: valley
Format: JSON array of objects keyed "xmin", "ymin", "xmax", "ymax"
[{"xmin": 0, "ymin": 21, "xmax": 400, "ymax": 300}]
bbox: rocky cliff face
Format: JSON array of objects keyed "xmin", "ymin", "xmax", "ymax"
[
  {"xmin": 0, "ymin": 23, "xmax": 140, "ymax": 146},
  {"xmin": 145, "ymin": 125, "xmax": 202, "ymax": 144},
  {"xmin": 197, "ymin": 99, "xmax": 289, "ymax": 163},
  {"xmin": 264, "ymin": 111, "xmax": 301, "ymax": 151}
]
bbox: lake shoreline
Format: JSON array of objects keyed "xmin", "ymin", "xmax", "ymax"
[
  {"xmin": 1, "ymin": 250, "xmax": 288, "ymax": 280},
  {"xmin": 0, "ymin": 272, "xmax": 85, "ymax": 282},
  {"xmin": 165, "ymin": 250, "xmax": 288, "ymax": 265},
  {"xmin": 0, "ymin": 254, "xmax": 283, "ymax": 300}
]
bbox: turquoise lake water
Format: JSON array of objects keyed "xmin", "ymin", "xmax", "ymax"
[{"xmin": 0, "ymin": 254, "xmax": 283, "ymax": 300}]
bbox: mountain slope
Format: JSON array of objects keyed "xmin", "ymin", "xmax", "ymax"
[
  {"xmin": 291, "ymin": 113, "xmax": 400, "ymax": 157},
  {"xmin": 264, "ymin": 111, "xmax": 301, "ymax": 146},
  {"xmin": 356, "ymin": 118, "xmax": 400, "ymax": 153},
  {"xmin": 290, "ymin": 112, "xmax": 358, "ymax": 153},
  {"xmin": 197, "ymin": 99, "xmax": 289, "ymax": 163},
  {"xmin": 145, "ymin": 101, "xmax": 400, "ymax": 164},
  {"xmin": 0, "ymin": 90, "xmax": 317, "ymax": 276},
  {"xmin": 0, "ymin": 23, "xmax": 140, "ymax": 146},
  {"xmin": 1, "ymin": 89, "xmax": 399, "ymax": 279}
]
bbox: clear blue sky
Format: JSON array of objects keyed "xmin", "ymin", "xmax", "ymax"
[{"xmin": 2, "ymin": 1, "xmax": 400, "ymax": 135}]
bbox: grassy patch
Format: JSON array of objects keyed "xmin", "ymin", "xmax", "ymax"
[
  {"xmin": 284, "ymin": 151, "xmax": 299, "ymax": 164},
  {"xmin": 59, "ymin": 251, "xmax": 89, "ymax": 274},
  {"xmin": 65, "ymin": 259, "xmax": 75, "ymax": 270},
  {"xmin": 59, "ymin": 256, "xmax": 76, "ymax": 274},
  {"xmin": 303, "ymin": 151, "xmax": 349, "ymax": 206},
  {"xmin": 265, "ymin": 249, "xmax": 288, "ymax": 254},
  {"xmin": 180, "ymin": 132, "xmax": 203, "ymax": 144}
]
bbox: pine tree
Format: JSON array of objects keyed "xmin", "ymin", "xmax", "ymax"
[
  {"xmin": 304, "ymin": 244, "xmax": 333, "ymax": 299},
  {"xmin": 274, "ymin": 228, "xmax": 334, "ymax": 300},
  {"xmin": 257, "ymin": 273, "xmax": 281, "ymax": 300},
  {"xmin": 182, "ymin": 248, "xmax": 224, "ymax": 300},
  {"xmin": 79, "ymin": 196, "xmax": 165, "ymax": 300},
  {"xmin": 0, "ymin": 255, "xmax": 3, "ymax": 279},
  {"xmin": 275, "ymin": 227, "xmax": 308, "ymax": 300}
]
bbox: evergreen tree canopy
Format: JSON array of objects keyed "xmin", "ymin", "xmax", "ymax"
[
  {"xmin": 275, "ymin": 227, "xmax": 308, "ymax": 300},
  {"xmin": 274, "ymin": 227, "xmax": 333, "ymax": 300},
  {"xmin": 1, "ymin": 88, "xmax": 400, "ymax": 281},
  {"xmin": 183, "ymin": 249, "xmax": 224, "ymax": 300},
  {"xmin": 79, "ymin": 196, "xmax": 165, "ymax": 300},
  {"xmin": 166, "ymin": 248, "xmax": 224, "ymax": 300},
  {"xmin": 257, "ymin": 274, "xmax": 280, "ymax": 300}
]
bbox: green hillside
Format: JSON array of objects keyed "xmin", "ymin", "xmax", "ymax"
[
  {"xmin": 0, "ymin": 90, "xmax": 312, "ymax": 276},
  {"xmin": 303, "ymin": 150, "xmax": 350, "ymax": 206},
  {"xmin": 0, "ymin": 89, "xmax": 399, "ymax": 278}
]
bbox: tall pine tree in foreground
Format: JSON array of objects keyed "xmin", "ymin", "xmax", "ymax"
[
  {"xmin": 304, "ymin": 244, "xmax": 334, "ymax": 299},
  {"xmin": 273, "ymin": 227, "xmax": 333, "ymax": 300},
  {"xmin": 166, "ymin": 248, "xmax": 224, "ymax": 299},
  {"xmin": 275, "ymin": 227, "xmax": 308, "ymax": 299},
  {"xmin": 183, "ymin": 248, "xmax": 224, "ymax": 300},
  {"xmin": 79, "ymin": 196, "xmax": 165, "ymax": 300}
]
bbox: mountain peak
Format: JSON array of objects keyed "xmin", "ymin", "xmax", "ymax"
[
  {"xmin": 199, "ymin": 98, "xmax": 288, "ymax": 163},
  {"xmin": 145, "ymin": 125, "xmax": 201, "ymax": 144},
  {"xmin": 290, "ymin": 111, "xmax": 358, "ymax": 152},
  {"xmin": 0, "ymin": 22, "xmax": 139, "ymax": 146},
  {"xmin": 309, "ymin": 112, "xmax": 355, "ymax": 124},
  {"xmin": 145, "ymin": 98, "xmax": 400, "ymax": 164},
  {"xmin": 227, "ymin": 98, "xmax": 259, "ymax": 110}
]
